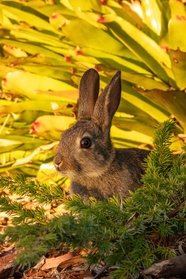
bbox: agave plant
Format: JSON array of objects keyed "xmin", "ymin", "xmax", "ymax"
[{"xmin": 0, "ymin": 0, "xmax": 185, "ymax": 182}]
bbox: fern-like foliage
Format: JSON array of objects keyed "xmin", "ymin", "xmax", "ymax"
[
  {"xmin": 0, "ymin": 175, "xmax": 64, "ymax": 225},
  {"xmin": 0, "ymin": 175, "xmax": 64, "ymax": 204},
  {"xmin": 0, "ymin": 120, "xmax": 186, "ymax": 279}
]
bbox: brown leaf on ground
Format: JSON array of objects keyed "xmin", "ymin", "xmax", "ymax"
[
  {"xmin": 23, "ymin": 268, "xmax": 49, "ymax": 279},
  {"xmin": 57, "ymin": 255, "xmax": 86, "ymax": 271},
  {"xmin": 22, "ymin": 253, "xmax": 94, "ymax": 279},
  {"xmin": 41, "ymin": 251, "xmax": 74, "ymax": 270},
  {"xmin": 0, "ymin": 252, "xmax": 17, "ymax": 279}
]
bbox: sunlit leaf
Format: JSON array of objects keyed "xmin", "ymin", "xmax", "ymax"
[
  {"xmin": 0, "ymin": 135, "xmax": 50, "ymax": 150},
  {"xmin": 0, "ymin": 100, "xmax": 74, "ymax": 115},
  {"xmin": 62, "ymin": 19, "xmax": 126, "ymax": 56},
  {"xmin": 168, "ymin": 0, "xmax": 186, "ymax": 52},
  {"xmin": 2, "ymin": 71, "xmax": 75, "ymax": 99},
  {"xmin": 0, "ymin": 139, "xmax": 23, "ymax": 153},
  {"xmin": 0, "ymin": 1, "xmax": 58, "ymax": 33},
  {"xmin": 104, "ymin": 16, "xmax": 174, "ymax": 84},
  {"xmin": 111, "ymin": 126, "xmax": 152, "ymax": 148},
  {"xmin": 0, "ymin": 39, "xmax": 69, "ymax": 60},
  {"xmin": 141, "ymin": 0, "xmax": 161, "ymax": 38},
  {"xmin": 121, "ymin": 83, "xmax": 169, "ymax": 123},
  {"xmin": 30, "ymin": 115, "xmax": 75, "ymax": 135},
  {"xmin": 13, "ymin": 142, "xmax": 57, "ymax": 166},
  {"xmin": 168, "ymin": 0, "xmax": 186, "ymax": 88},
  {"xmin": 169, "ymin": 49, "xmax": 186, "ymax": 89},
  {"xmin": 137, "ymin": 88, "xmax": 186, "ymax": 131}
]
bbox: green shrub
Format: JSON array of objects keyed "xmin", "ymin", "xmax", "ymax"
[{"xmin": 0, "ymin": 120, "xmax": 186, "ymax": 278}]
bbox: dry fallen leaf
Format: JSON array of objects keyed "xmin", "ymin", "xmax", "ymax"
[
  {"xmin": 41, "ymin": 251, "xmax": 73, "ymax": 270},
  {"xmin": 0, "ymin": 252, "xmax": 17, "ymax": 279}
]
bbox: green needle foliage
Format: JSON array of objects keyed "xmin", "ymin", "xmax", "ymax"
[
  {"xmin": 0, "ymin": 174, "xmax": 64, "ymax": 204},
  {"xmin": 0, "ymin": 120, "xmax": 186, "ymax": 278}
]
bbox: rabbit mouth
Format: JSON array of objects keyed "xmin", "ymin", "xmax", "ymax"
[
  {"xmin": 54, "ymin": 165, "xmax": 70, "ymax": 177},
  {"xmin": 54, "ymin": 164, "xmax": 61, "ymax": 173},
  {"xmin": 54, "ymin": 160, "xmax": 78, "ymax": 178}
]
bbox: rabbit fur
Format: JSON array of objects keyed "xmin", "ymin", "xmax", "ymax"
[{"xmin": 54, "ymin": 69, "xmax": 149, "ymax": 201}]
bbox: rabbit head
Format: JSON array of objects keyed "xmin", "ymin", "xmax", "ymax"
[{"xmin": 54, "ymin": 69, "xmax": 121, "ymax": 180}]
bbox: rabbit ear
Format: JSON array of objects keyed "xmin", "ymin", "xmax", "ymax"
[
  {"xmin": 78, "ymin": 68, "xmax": 100, "ymax": 119},
  {"xmin": 92, "ymin": 71, "xmax": 121, "ymax": 130}
]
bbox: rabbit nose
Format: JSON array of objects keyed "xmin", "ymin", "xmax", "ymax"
[{"xmin": 54, "ymin": 154, "xmax": 63, "ymax": 169}]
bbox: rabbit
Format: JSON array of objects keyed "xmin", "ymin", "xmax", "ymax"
[{"xmin": 54, "ymin": 69, "xmax": 150, "ymax": 201}]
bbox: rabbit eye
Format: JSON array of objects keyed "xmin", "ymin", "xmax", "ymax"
[{"xmin": 80, "ymin": 137, "xmax": 92, "ymax": 149}]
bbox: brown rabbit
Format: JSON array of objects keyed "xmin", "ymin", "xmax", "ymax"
[{"xmin": 54, "ymin": 69, "xmax": 150, "ymax": 201}]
